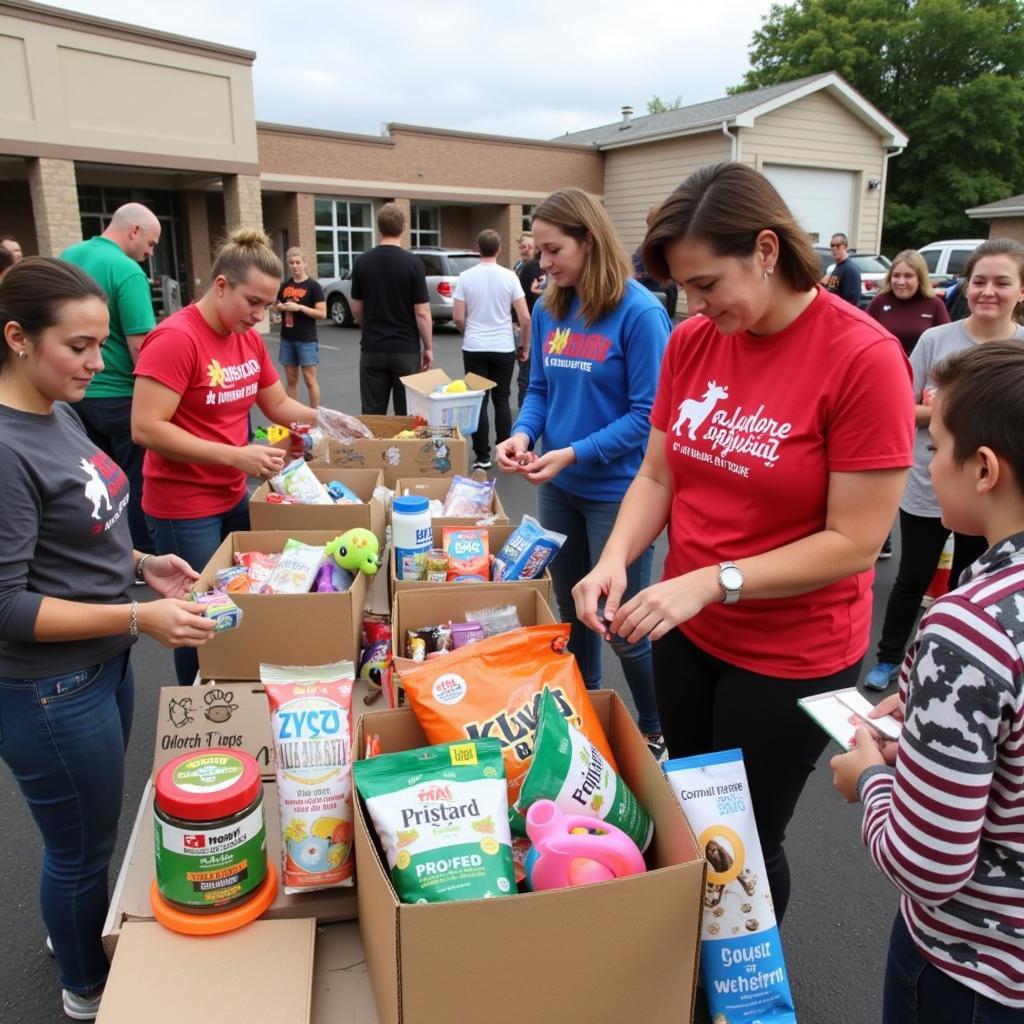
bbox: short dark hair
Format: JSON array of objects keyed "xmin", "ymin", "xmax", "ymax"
[
  {"xmin": 377, "ymin": 202, "xmax": 405, "ymax": 237},
  {"xmin": 0, "ymin": 257, "xmax": 106, "ymax": 369},
  {"xmin": 932, "ymin": 340, "xmax": 1024, "ymax": 489},
  {"xmin": 0, "ymin": 247, "xmax": 12, "ymax": 274},
  {"xmin": 830, "ymin": 233, "xmax": 849, "ymax": 246},
  {"xmin": 476, "ymin": 229, "xmax": 501, "ymax": 257},
  {"xmin": 642, "ymin": 163, "xmax": 820, "ymax": 291}
]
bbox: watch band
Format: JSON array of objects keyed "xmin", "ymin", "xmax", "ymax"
[{"xmin": 718, "ymin": 561, "xmax": 743, "ymax": 605}]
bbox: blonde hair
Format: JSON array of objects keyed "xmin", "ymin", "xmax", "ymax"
[
  {"xmin": 285, "ymin": 246, "xmax": 305, "ymax": 261},
  {"xmin": 210, "ymin": 228, "xmax": 283, "ymax": 286},
  {"xmin": 880, "ymin": 249, "xmax": 934, "ymax": 298},
  {"xmin": 531, "ymin": 188, "xmax": 631, "ymax": 325}
]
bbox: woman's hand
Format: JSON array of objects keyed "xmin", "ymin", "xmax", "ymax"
[
  {"xmin": 143, "ymin": 554, "xmax": 200, "ymax": 599},
  {"xmin": 137, "ymin": 599, "xmax": 217, "ymax": 648},
  {"xmin": 869, "ymin": 691, "xmax": 903, "ymax": 722},
  {"xmin": 519, "ymin": 446, "xmax": 575, "ymax": 485},
  {"xmin": 572, "ymin": 558, "xmax": 629, "ymax": 637},
  {"xmin": 496, "ymin": 433, "xmax": 533, "ymax": 473},
  {"xmin": 233, "ymin": 443, "xmax": 285, "ymax": 478},
  {"xmin": 830, "ymin": 727, "xmax": 886, "ymax": 802},
  {"xmin": 608, "ymin": 568, "xmax": 719, "ymax": 644}
]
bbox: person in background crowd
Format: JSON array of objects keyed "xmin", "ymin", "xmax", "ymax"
[
  {"xmin": 350, "ymin": 203, "xmax": 432, "ymax": 415},
  {"xmin": 496, "ymin": 187, "xmax": 671, "ymax": 759},
  {"xmin": 0, "ymin": 244, "xmax": 12, "ymax": 278},
  {"xmin": 132, "ymin": 229, "xmax": 319, "ymax": 686},
  {"xmin": 275, "ymin": 246, "xmax": 326, "ymax": 408},
  {"xmin": 862, "ymin": 238, "xmax": 1024, "ymax": 690},
  {"xmin": 573, "ymin": 163, "xmax": 914, "ymax": 921},
  {"xmin": 0, "ymin": 258, "xmax": 214, "ymax": 1022},
  {"xmin": 454, "ymin": 229, "xmax": 530, "ymax": 470},
  {"xmin": 632, "ymin": 205, "xmax": 679, "ymax": 319},
  {"xmin": 514, "ymin": 231, "xmax": 544, "ymax": 408},
  {"xmin": 823, "ymin": 232, "xmax": 862, "ymax": 306},
  {"xmin": 62, "ymin": 203, "xmax": 161, "ymax": 556},
  {"xmin": 832, "ymin": 341, "xmax": 1024, "ymax": 1023},
  {"xmin": 1, "ymin": 235, "xmax": 23, "ymax": 264}
]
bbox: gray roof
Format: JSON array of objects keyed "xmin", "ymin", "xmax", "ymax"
[
  {"xmin": 966, "ymin": 193, "xmax": 1024, "ymax": 218},
  {"xmin": 557, "ymin": 73, "xmax": 836, "ymax": 146}
]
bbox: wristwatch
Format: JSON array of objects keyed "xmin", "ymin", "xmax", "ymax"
[{"xmin": 718, "ymin": 561, "xmax": 743, "ymax": 604}]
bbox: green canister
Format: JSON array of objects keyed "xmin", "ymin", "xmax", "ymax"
[{"xmin": 154, "ymin": 749, "xmax": 268, "ymax": 913}]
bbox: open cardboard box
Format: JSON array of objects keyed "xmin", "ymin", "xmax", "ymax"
[
  {"xmin": 392, "ymin": 475, "xmax": 508, "ymax": 528},
  {"xmin": 310, "ymin": 416, "xmax": 467, "ymax": 489},
  {"xmin": 353, "ymin": 691, "xmax": 705, "ymax": 1023},
  {"xmin": 250, "ymin": 468, "xmax": 386, "ymax": 536},
  {"xmin": 195, "ymin": 531, "xmax": 367, "ymax": 680}
]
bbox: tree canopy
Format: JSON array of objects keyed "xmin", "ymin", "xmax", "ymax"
[
  {"xmin": 733, "ymin": 0, "xmax": 1024, "ymax": 251},
  {"xmin": 647, "ymin": 95, "xmax": 684, "ymax": 114}
]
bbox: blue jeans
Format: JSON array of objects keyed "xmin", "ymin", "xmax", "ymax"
[
  {"xmin": 148, "ymin": 495, "xmax": 250, "ymax": 685},
  {"xmin": 884, "ymin": 911, "xmax": 1019, "ymax": 1023},
  {"xmin": 537, "ymin": 482, "xmax": 660, "ymax": 734},
  {"xmin": 0, "ymin": 651, "xmax": 133, "ymax": 996}
]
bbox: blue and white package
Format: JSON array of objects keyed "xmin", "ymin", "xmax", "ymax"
[
  {"xmin": 326, "ymin": 479, "xmax": 362, "ymax": 504},
  {"xmin": 663, "ymin": 749, "xmax": 796, "ymax": 1024},
  {"xmin": 491, "ymin": 515, "xmax": 565, "ymax": 581}
]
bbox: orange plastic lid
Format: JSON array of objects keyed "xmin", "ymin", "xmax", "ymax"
[{"xmin": 149, "ymin": 861, "xmax": 277, "ymax": 936}]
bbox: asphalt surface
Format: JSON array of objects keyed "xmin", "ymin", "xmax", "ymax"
[{"xmin": 1, "ymin": 322, "xmax": 907, "ymax": 1023}]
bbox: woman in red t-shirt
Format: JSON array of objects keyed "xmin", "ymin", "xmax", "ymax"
[
  {"xmin": 573, "ymin": 163, "xmax": 916, "ymax": 921},
  {"xmin": 133, "ymin": 229, "xmax": 319, "ymax": 685}
]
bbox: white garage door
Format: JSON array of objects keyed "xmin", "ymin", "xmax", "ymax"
[{"xmin": 762, "ymin": 165, "xmax": 855, "ymax": 245}]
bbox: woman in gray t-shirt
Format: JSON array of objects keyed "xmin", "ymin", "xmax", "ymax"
[{"xmin": 864, "ymin": 240, "xmax": 1024, "ymax": 690}]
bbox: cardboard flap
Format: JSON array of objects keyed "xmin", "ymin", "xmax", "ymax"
[{"xmin": 399, "ymin": 368, "xmax": 497, "ymax": 396}]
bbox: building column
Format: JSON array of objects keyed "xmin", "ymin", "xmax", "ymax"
[
  {"xmin": 499, "ymin": 204, "xmax": 522, "ymax": 268},
  {"xmin": 27, "ymin": 158, "xmax": 81, "ymax": 256},
  {"xmin": 223, "ymin": 173, "xmax": 264, "ymax": 234},
  {"xmin": 287, "ymin": 191, "xmax": 317, "ymax": 264},
  {"xmin": 183, "ymin": 190, "xmax": 212, "ymax": 296}
]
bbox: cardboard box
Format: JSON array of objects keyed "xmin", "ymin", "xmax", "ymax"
[
  {"xmin": 195, "ymin": 531, "xmax": 367, "ymax": 680},
  {"xmin": 353, "ymin": 691, "xmax": 704, "ymax": 1024},
  {"xmin": 393, "ymin": 475, "xmax": 508, "ymax": 527},
  {"xmin": 390, "ymin": 524, "xmax": 552, "ymax": 603},
  {"xmin": 399, "ymin": 369, "xmax": 495, "ymax": 434},
  {"xmin": 250, "ymin": 468, "xmax": 386, "ymax": 536},
  {"xmin": 311, "ymin": 415, "xmax": 467, "ymax": 489}
]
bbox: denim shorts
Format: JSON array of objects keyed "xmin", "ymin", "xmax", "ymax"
[{"xmin": 279, "ymin": 338, "xmax": 320, "ymax": 367}]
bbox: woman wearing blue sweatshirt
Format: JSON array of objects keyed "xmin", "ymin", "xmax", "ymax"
[{"xmin": 496, "ymin": 187, "xmax": 671, "ymax": 757}]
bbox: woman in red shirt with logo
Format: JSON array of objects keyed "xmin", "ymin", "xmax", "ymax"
[
  {"xmin": 133, "ymin": 229, "xmax": 319, "ymax": 685},
  {"xmin": 573, "ymin": 163, "xmax": 916, "ymax": 921}
]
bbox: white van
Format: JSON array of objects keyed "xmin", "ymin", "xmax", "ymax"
[{"xmin": 917, "ymin": 239, "xmax": 986, "ymax": 280}]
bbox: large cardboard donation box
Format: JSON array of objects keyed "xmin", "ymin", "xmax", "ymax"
[
  {"xmin": 250, "ymin": 467, "xmax": 386, "ymax": 535},
  {"xmin": 353, "ymin": 691, "xmax": 705, "ymax": 1023},
  {"xmin": 392, "ymin": 475, "xmax": 508, "ymax": 527}
]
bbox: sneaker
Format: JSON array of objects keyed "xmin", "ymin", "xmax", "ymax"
[
  {"xmin": 62, "ymin": 988, "xmax": 103, "ymax": 1021},
  {"xmin": 864, "ymin": 661, "xmax": 899, "ymax": 691},
  {"xmin": 642, "ymin": 732, "xmax": 667, "ymax": 762},
  {"xmin": 877, "ymin": 536, "xmax": 893, "ymax": 560},
  {"xmin": 472, "ymin": 459, "xmax": 492, "ymax": 471}
]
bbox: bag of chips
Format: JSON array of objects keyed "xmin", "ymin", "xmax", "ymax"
[
  {"xmin": 442, "ymin": 527, "xmax": 489, "ymax": 582},
  {"xmin": 270, "ymin": 458, "xmax": 333, "ymax": 505},
  {"xmin": 442, "ymin": 475, "xmax": 495, "ymax": 518},
  {"xmin": 492, "ymin": 515, "xmax": 565, "ymax": 582}
]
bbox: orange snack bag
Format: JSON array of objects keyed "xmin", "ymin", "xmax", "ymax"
[{"xmin": 395, "ymin": 624, "xmax": 617, "ymax": 833}]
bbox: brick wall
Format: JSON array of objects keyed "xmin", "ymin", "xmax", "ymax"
[{"xmin": 988, "ymin": 217, "xmax": 1024, "ymax": 244}]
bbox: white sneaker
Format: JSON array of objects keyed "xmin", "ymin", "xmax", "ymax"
[{"xmin": 62, "ymin": 987, "xmax": 103, "ymax": 1021}]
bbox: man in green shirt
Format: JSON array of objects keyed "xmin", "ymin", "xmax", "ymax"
[{"xmin": 62, "ymin": 203, "xmax": 160, "ymax": 553}]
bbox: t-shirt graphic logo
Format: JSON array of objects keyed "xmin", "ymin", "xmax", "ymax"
[
  {"xmin": 79, "ymin": 457, "xmax": 113, "ymax": 520},
  {"xmin": 206, "ymin": 359, "xmax": 227, "ymax": 387},
  {"xmin": 672, "ymin": 380, "xmax": 729, "ymax": 441},
  {"xmin": 548, "ymin": 327, "xmax": 570, "ymax": 354}
]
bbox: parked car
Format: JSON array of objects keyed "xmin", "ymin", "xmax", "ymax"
[
  {"xmin": 319, "ymin": 246, "xmax": 482, "ymax": 328},
  {"xmin": 916, "ymin": 239, "xmax": 985, "ymax": 283},
  {"xmin": 815, "ymin": 248, "xmax": 892, "ymax": 308}
]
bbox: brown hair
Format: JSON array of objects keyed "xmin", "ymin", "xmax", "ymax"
[
  {"xmin": 642, "ymin": 163, "xmax": 820, "ymax": 292},
  {"xmin": 531, "ymin": 187, "xmax": 631, "ymax": 324},
  {"xmin": 0, "ymin": 257, "xmax": 106, "ymax": 369},
  {"xmin": 932, "ymin": 340, "xmax": 1024, "ymax": 486},
  {"xmin": 477, "ymin": 229, "xmax": 501, "ymax": 257},
  {"xmin": 376, "ymin": 202, "xmax": 405, "ymax": 238},
  {"xmin": 210, "ymin": 228, "xmax": 282, "ymax": 286},
  {"xmin": 963, "ymin": 238, "xmax": 1024, "ymax": 324},
  {"xmin": 881, "ymin": 249, "xmax": 934, "ymax": 298}
]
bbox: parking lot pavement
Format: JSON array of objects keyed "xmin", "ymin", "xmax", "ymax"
[{"xmin": 1, "ymin": 322, "xmax": 901, "ymax": 1022}]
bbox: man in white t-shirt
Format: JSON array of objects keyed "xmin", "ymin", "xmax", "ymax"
[{"xmin": 454, "ymin": 229, "xmax": 530, "ymax": 470}]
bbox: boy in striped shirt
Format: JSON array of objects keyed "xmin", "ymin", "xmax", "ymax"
[{"xmin": 831, "ymin": 341, "xmax": 1024, "ymax": 1022}]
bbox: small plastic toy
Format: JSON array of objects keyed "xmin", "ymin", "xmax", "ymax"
[
  {"xmin": 326, "ymin": 528, "xmax": 381, "ymax": 576},
  {"xmin": 523, "ymin": 799, "xmax": 646, "ymax": 891}
]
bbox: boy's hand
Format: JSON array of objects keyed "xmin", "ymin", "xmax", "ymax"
[
  {"xmin": 831, "ymin": 727, "xmax": 885, "ymax": 803},
  {"xmin": 869, "ymin": 692, "xmax": 903, "ymax": 722}
]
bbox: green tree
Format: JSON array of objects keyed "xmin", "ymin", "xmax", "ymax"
[
  {"xmin": 733, "ymin": 0, "xmax": 1024, "ymax": 251},
  {"xmin": 647, "ymin": 95, "xmax": 684, "ymax": 114}
]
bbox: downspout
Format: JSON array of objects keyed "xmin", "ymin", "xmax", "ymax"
[
  {"xmin": 721, "ymin": 120, "xmax": 737, "ymax": 162},
  {"xmin": 878, "ymin": 144, "xmax": 905, "ymax": 250}
]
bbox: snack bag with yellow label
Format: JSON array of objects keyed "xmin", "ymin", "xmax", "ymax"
[
  {"xmin": 663, "ymin": 749, "xmax": 796, "ymax": 1024},
  {"xmin": 353, "ymin": 738, "xmax": 515, "ymax": 904}
]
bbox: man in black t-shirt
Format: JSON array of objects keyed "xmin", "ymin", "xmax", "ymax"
[
  {"xmin": 350, "ymin": 203, "xmax": 433, "ymax": 415},
  {"xmin": 513, "ymin": 231, "xmax": 543, "ymax": 408},
  {"xmin": 823, "ymin": 233, "xmax": 862, "ymax": 306},
  {"xmin": 275, "ymin": 247, "xmax": 326, "ymax": 407}
]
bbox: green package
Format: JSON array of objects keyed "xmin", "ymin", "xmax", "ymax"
[
  {"xmin": 353, "ymin": 738, "xmax": 516, "ymax": 904},
  {"xmin": 517, "ymin": 688, "xmax": 654, "ymax": 851}
]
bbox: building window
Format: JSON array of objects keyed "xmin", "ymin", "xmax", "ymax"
[
  {"xmin": 411, "ymin": 205, "xmax": 440, "ymax": 247},
  {"xmin": 314, "ymin": 198, "xmax": 374, "ymax": 279},
  {"xmin": 522, "ymin": 205, "xmax": 534, "ymax": 232}
]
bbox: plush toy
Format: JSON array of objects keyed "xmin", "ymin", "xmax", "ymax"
[{"xmin": 326, "ymin": 528, "xmax": 381, "ymax": 576}]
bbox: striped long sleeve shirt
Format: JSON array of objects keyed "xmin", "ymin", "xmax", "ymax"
[{"xmin": 858, "ymin": 531, "xmax": 1024, "ymax": 1007}]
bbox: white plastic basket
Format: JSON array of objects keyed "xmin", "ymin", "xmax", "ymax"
[{"xmin": 402, "ymin": 386, "xmax": 486, "ymax": 433}]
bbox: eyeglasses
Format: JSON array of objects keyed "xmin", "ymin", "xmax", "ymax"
[{"xmin": 830, "ymin": 243, "xmax": 845, "ymax": 248}]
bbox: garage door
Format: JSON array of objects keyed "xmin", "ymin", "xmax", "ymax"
[{"xmin": 762, "ymin": 165, "xmax": 855, "ymax": 245}]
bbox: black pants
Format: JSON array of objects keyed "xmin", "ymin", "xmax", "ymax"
[
  {"xmin": 359, "ymin": 351, "xmax": 421, "ymax": 415},
  {"xmin": 653, "ymin": 628, "xmax": 861, "ymax": 922},
  {"xmin": 72, "ymin": 396, "xmax": 154, "ymax": 553},
  {"xmin": 462, "ymin": 350, "xmax": 516, "ymax": 463},
  {"xmin": 876, "ymin": 510, "xmax": 987, "ymax": 664},
  {"xmin": 516, "ymin": 350, "xmax": 531, "ymax": 409}
]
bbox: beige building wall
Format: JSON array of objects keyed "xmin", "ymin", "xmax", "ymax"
[{"xmin": 738, "ymin": 91, "xmax": 887, "ymax": 252}]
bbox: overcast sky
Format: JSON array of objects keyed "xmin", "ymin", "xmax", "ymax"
[{"xmin": 56, "ymin": 0, "xmax": 778, "ymax": 140}]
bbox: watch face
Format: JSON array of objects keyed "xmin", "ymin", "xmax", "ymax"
[{"xmin": 720, "ymin": 566, "xmax": 743, "ymax": 591}]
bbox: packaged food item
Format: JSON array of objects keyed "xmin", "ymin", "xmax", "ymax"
[
  {"xmin": 269, "ymin": 458, "xmax": 333, "ymax": 505},
  {"xmin": 407, "ymin": 635, "xmax": 427, "ymax": 662},
  {"xmin": 442, "ymin": 475, "xmax": 495, "ymax": 518},
  {"xmin": 393, "ymin": 495, "xmax": 433, "ymax": 581},
  {"xmin": 260, "ymin": 539, "xmax": 325, "ymax": 595},
  {"xmin": 224, "ymin": 573, "xmax": 252, "ymax": 595},
  {"xmin": 234, "ymin": 551, "xmax": 278, "ymax": 592},
  {"xmin": 517, "ymin": 688, "xmax": 653, "ymax": 852},
  {"xmin": 467, "ymin": 603, "xmax": 522, "ymax": 638},
  {"xmin": 663, "ymin": 749, "xmax": 795, "ymax": 1024},
  {"xmin": 261, "ymin": 661, "xmax": 356, "ymax": 893},
  {"xmin": 264, "ymin": 493, "xmax": 301, "ymax": 505},
  {"xmin": 404, "ymin": 625, "xmax": 452, "ymax": 660},
  {"xmin": 360, "ymin": 618, "xmax": 394, "ymax": 705},
  {"xmin": 314, "ymin": 562, "xmax": 354, "ymax": 593},
  {"xmin": 396, "ymin": 624, "xmax": 617, "ymax": 833},
  {"xmin": 442, "ymin": 527, "xmax": 489, "ymax": 582},
  {"xmin": 450, "ymin": 620, "xmax": 485, "ymax": 649},
  {"xmin": 188, "ymin": 589, "xmax": 244, "ymax": 632},
  {"xmin": 215, "ymin": 565, "xmax": 250, "ymax": 590},
  {"xmin": 423, "ymin": 549, "xmax": 449, "ymax": 583},
  {"xmin": 492, "ymin": 515, "xmax": 566, "ymax": 582},
  {"xmin": 352, "ymin": 738, "xmax": 516, "ymax": 904},
  {"xmin": 326, "ymin": 480, "xmax": 362, "ymax": 504}
]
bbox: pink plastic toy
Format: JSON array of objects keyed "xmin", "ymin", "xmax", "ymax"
[{"xmin": 524, "ymin": 799, "xmax": 646, "ymax": 891}]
